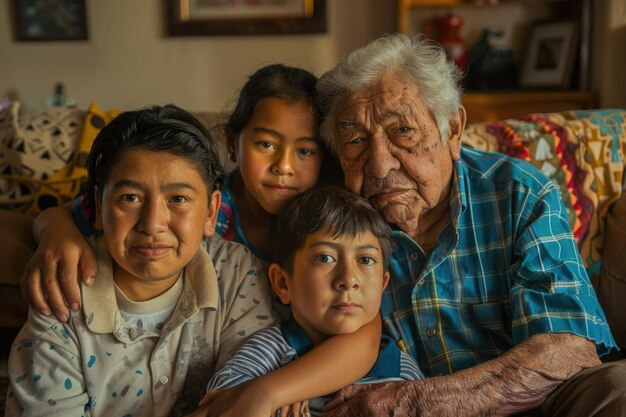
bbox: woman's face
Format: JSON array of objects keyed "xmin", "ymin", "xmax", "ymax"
[
  {"xmin": 236, "ymin": 97, "xmax": 323, "ymax": 215},
  {"xmin": 95, "ymin": 149, "xmax": 220, "ymax": 301}
]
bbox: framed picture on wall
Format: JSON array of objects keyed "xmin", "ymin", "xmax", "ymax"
[
  {"xmin": 12, "ymin": 0, "xmax": 88, "ymax": 41},
  {"xmin": 166, "ymin": 0, "xmax": 326, "ymax": 36},
  {"xmin": 519, "ymin": 21, "xmax": 578, "ymax": 89}
]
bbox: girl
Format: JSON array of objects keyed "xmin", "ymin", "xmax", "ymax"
[{"xmin": 216, "ymin": 63, "xmax": 340, "ymax": 261}]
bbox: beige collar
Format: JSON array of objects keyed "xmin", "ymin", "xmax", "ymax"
[{"xmin": 82, "ymin": 237, "xmax": 218, "ymax": 334}]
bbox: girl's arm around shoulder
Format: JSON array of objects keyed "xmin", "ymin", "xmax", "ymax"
[{"xmin": 24, "ymin": 204, "xmax": 97, "ymax": 322}]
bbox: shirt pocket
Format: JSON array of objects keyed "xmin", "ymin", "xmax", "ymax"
[{"xmin": 470, "ymin": 301, "xmax": 513, "ymax": 347}]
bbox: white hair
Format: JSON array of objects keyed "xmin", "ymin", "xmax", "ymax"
[{"xmin": 317, "ymin": 33, "xmax": 462, "ymax": 156}]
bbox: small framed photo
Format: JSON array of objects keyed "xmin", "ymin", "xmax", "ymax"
[
  {"xmin": 166, "ymin": 0, "xmax": 326, "ymax": 36},
  {"xmin": 519, "ymin": 21, "xmax": 578, "ymax": 89},
  {"xmin": 13, "ymin": 0, "xmax": 88, "ymax": 41}
]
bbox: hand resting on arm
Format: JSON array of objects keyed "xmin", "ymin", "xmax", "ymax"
[
  {"xmin": 323, "ymin": 332, "xmax": 601, "ymax": 417},
  {"xmin": 22, "ymin": 205, "xmax": 98, "ymax": 322}
]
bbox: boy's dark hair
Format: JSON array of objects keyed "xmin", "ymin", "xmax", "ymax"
[
  {"xmin": 224, "ymin": 64, "xmax": 342, "ymax": 185},
  {"xmin": 83, "ymin": 104, "xmax": 224, "ymax": 224},
  {"xmin": 272, "ymin": 185, "xmax": 394, "ymax": 274}
]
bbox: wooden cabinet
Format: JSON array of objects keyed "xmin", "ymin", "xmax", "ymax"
[
  {"xmin": 463, "ymin": 91, "xmax": 595, "ymax": 123},
  {"xmin": 398, "ymin": 0, "xmax": 596, "ymax": 123}
]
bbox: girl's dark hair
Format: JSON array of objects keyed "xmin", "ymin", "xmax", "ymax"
[
  {"xmin": 83, "ymin": 104, "xmax": 224, "ymax": 224},
  {"xmin": 224, "ymin": 64, "xmax": 342, "ymax": 185},
  {"xmin": 224, "ymin": 64, "xmax": 319, "ymax": 154},
  {"xmin": 272, "ymin": 185, "xmax": 394, "ymax": 274}
]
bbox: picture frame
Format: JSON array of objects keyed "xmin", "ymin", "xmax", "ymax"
[
  {"xmin": 519, "ymin": 21, "xmax": 578, "ymax": 89},
  {"xmin": 166, "ymin": 0, "xmax": 326, "ymax": 36},
  {"xmin": 12, "ymin": 0, "xmax": 88, "ymax": 41}
]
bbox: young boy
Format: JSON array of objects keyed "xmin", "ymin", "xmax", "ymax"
[{"xmin": 202, "ymin": 186, "xmax": 423, "ymax": 416}]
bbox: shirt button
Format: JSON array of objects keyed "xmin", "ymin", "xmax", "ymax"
[
  {"xmin": 427, "ymin": 328, "xmax": 437, "ymax": 337},
  {"xmin": 160, "ymin": 376, "xmax": 169, "ymax": 384},
  {"xmin": 410, "ymin": 252, "xmax": 419, "ymax": 260}
]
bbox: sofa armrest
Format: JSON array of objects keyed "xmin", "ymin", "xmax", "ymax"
[
  {"xmin": 0, "ymin": 209, "xmax": 34, "ymax": 328},
  {"xmin": 596, "ymin": 176, "xmax": 626, "ymax": 350}
]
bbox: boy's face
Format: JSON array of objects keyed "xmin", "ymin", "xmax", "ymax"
[
  {"xmin": 95, "ymin": 149, "xmax": 220, "ymax": 301},
  {"xmin": 269, "ymin": 227, "xmax": 389, "ymax": 345}
]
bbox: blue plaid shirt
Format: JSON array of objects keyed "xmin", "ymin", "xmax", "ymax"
[{"xmin": 381, "ymin": 147, "xmax": 617, "ymax": 377}]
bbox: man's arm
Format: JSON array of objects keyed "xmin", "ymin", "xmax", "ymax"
[
  {"xmin": 324, "ymin": 332, "xmax": 600, "ymax": 417},
  {"xmin": 22, "ymin": 205, "xmax": 97, "ymax": 321}
]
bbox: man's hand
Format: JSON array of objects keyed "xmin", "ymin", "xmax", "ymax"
[
  {"xmin": 22, "ymin": 206, "xmax": 98, "ymax": 322},
  {"xmin": 324, "ymin": 382, "xmax": 416, "ymax": 417},
  {"xmin": 322, "ymin": 333, "xmax": 601, "ymax": 417}
]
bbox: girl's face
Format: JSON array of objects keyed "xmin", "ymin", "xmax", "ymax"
[
  {"xmin": 95, "ymin": 148, "xmax": 220, "ymax": 301},
  {"xmin": 236, "ymin": 97, "xmax": 323, "ymax": 215}
]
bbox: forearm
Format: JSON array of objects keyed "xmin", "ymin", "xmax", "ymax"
[
  {"xmin": 252, "ymin": 315, "xmax": 381, "ymax": 409},
  {"xmin": 32, "ymin": 204, "xmax": 78, "ymax": 243},
  {"xmin": 401, "ymin": 332, "xmax": 601, "ymax": 416}
]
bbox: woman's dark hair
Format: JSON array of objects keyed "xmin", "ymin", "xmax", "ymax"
[
  {"xmin": 272, "ymin": 185, "xmax": 394, "ymax": 274},
  {"xmin": 83, "ymin": 104, "xmax": 224, "ymax": 224},
  {"xmin": 224, "ymin": 64, "xmax": 342, "ymax": 185}
]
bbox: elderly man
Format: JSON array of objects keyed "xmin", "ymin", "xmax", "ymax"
[{"xmin": 315, "ymin": 33, "xmax": 624, "ymax": 416}]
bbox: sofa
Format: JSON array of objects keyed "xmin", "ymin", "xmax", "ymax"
[{"xmin": 0, "ymin": 104, "xmax": 624, "ymax": 354}]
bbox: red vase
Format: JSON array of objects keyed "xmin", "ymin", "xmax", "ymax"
[{"xmin": 427, "ymin": 14, "xmax": 468, "ymax": 72}]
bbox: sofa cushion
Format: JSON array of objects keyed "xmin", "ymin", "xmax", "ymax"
[{"xmin": 0, "ymin": 102, "xmax": 85, "ymax": 211}]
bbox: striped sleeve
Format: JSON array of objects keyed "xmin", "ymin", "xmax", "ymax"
[
  {"xmin": 207, "ymin": 325, "xmax": 297, "ymax": 391},
  {"xmin": 399, "ymin": 351, "xmax": 424, "ymax": 380}
]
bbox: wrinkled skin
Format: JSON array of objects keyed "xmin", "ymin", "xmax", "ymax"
[
  {"xmin": 333, "ymin": 75, "xmax": 462, "ymax": 252},
  {"xmin": 322, "ymin": 333, "xmax": 600, "ymax": 417}
]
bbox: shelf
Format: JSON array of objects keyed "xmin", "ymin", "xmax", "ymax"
[
  {"xmin": 463, "ymin": 91, "xmax": 595, "ymax": 123},
  {"xmin": 398, "ymin": 0, "xmax": 595, "ymax": 123}
]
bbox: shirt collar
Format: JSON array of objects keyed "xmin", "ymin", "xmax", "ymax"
[
  {"xmin": 82, "ymin": 237, "xmax": 219, "ymax": 334},
  {"xmin": 280, "ymin": 319, "xmax": 313, "ymax": 356}
]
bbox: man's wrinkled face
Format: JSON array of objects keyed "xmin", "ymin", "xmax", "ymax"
[{"xmin": 333, "ymin": 75, "xmax": 463, "ymax": 234}]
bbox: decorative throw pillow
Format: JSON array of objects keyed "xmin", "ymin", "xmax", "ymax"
[
  {"xmin": 0, "ymin": 102, "xmax": 85, "ymax": 211},
  {"xmin": 25, "ymin": 103, "xmax": 120, "ymax": 215}
]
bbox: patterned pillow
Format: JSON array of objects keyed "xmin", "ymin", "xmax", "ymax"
[
  {"xmin": 463, "ymin": 109, "xmax": 626, "ymax": 271},
  {"xmin": 24, "ymin": 103, "xmax": 120, "ymax": 215},
  {"xmin": 0, "ymin": 102, "xmax": 85, "ymax": 211}
]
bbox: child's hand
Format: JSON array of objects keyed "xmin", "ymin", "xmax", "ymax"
[
  {"xmin": 196, "ymin": 385, "xmax": 274, "ymax": 417},
  {"xmin": 195, "ymin": 386, "xmax": 311, "ymax": 417},
  {"xmin": 276, "ymin": 400, "xmax": 311, "ymax": 417}
]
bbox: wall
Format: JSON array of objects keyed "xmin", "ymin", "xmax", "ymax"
[
  {"xmin": 1, "ymin": 0, "xmax": 624, "ymax": 113},
  {"xmin": 592, "ymin": 0, "xmax": 626, "ymax": 108},
  {"xmin": 0, "ymin": 0, "xmax": 394, "ymax": 113}
]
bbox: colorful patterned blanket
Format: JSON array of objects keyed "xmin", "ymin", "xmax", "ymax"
[{"xmin": 463, "ymin": 109, "xmax": 626, "ymax": 277}]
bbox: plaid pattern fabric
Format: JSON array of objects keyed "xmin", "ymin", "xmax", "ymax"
[{"xmin": 381, "ymin": 147, "xmax": 616, "ymax": 377}]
